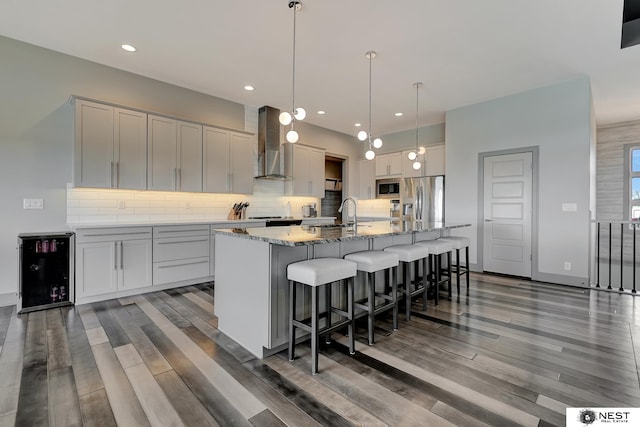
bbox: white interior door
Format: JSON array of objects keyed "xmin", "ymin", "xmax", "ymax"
[{"xmin": 483, "ymin": 152, "xmax": 532, "ymax": 277}]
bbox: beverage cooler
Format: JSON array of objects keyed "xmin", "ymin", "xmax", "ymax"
[{"xmin": 18, "ymin": 232, "xmax": 74, "ymax": 314}]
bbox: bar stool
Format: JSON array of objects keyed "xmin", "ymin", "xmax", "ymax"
[
  {"xmin": 415, "ymin": 239, "xmax": 454, "ymax": 301},
  {"xmin": 438, "ymin": 236, "xmax": 470, "ymax": 296},
  {"xmin": 287, "ymin": 258, "xmax": 357, "ymax": 375},
  {"xmin": 344, "ymin": 251, "xmax": 399, "ymax": 345},
  {"xmin": 383, "ymin": 244, "xmax": 430, "ymax": 321}
]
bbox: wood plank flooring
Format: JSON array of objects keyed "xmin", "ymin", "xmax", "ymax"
[{"xmin": 0, "ymin": 274, "xmax": 639, "ymax": 426}]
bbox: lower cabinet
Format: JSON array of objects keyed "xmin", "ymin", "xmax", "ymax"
[
  {"xmin": 76, "ymin": 227, "xmax": 153, "ymax": 301},
  {"xmin": 152, "ymin": 224, "xmax": 211, "ymax": 285}
]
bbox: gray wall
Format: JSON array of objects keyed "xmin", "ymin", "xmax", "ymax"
[
  {"xmin": 445, "ymin": 77, "xmax": 594, "ymax": 286},
  {"xmin": 0, "ymin": 35, "xmax": 359, "ymax": 304}
]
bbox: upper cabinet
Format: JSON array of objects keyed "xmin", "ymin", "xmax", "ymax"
[
  {"xmin": 203, "ymin": 127, "xmax": 255, "ymax": 194},
  {"xmin": 399, "ymin": 145, "xmax": 446, "ymax": 177},
  {"xmin": 424, "ymin": 144, "xmax": 446, "ymax": 176},
  {"xmin": 147, "ymin": 115, "xmax": 203, "ymax": 192},
  {"xmin": 357, "ymin": 159, "xmax": 376, "ymax": 199},
  {"xmin": 74, "ymin": 98, "xmax": 254, "ymax": 194},
  {"xmin": 284, "ymin": 144, "xmax": 325, "ymax": 198},
  {"xmin": 375, "ymin": 152, "xmax": 402, "ymax": 178},
  {"xmin": 74, "ymin": 99, "xmax": 147, "ymax": 189},
  {"xmin": 402, "ymin": 149, "xmax": 424, "ymax": 178}
]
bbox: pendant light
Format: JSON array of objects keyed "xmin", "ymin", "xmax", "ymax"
[
  {"xmin": 408, "ymin": 82, "xmax": 424, "ymax": 170},
  {"xmin": 279, "ymin": 0, "xmax": 306, "ymax": 143},
  {"xmin": 358, "ymin": 51, "xmax": 383, "ymax": 160}
]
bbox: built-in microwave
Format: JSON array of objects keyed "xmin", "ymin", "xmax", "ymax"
[{"xmin": 376, "ymin": 179, "xmax": 401, "ymax": 198}]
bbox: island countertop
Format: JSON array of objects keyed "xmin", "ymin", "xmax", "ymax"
[{"xmin": 213, "ymin": 221, "xmax": 471, "ymax": 246}]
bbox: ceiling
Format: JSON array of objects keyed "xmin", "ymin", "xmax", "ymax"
[{"xmin": 2, "ymin": 0, "xmax": 640, "ymax": 137}]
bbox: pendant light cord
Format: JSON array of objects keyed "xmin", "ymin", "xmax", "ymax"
[
  {"xmin": 368, "ymin": 52, "xmax": 373, "ymax": 149},
  {"xmin": 291, "ymin": 2, "xmax": 297, "ymax": 127},
  {"xmin": 415, "ymin": 83, "xmax": 419, "ymax": 149}
]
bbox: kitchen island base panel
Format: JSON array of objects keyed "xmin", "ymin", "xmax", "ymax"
[{"xmin": 215, "ymin": 235, "xmax": 271, "ymax": 359}]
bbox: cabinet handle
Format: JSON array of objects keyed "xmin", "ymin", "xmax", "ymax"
[
  {"xmin": 157, "ymin": 260, "xmax": 208, "ymax": 269},
  {"xmin": 174, "ymin": 168, "xmax": 178, "ymax": 190},
  {"xmin": 156, "ymin": 239, "xmax": 209, "ymax": 245},
  {"xmin": 114, "ymin": 242, "xmax": 118, "ymax": 270},
  {"xmin": 228, "ymin": 173, "xmax": 232, "ymax": 191},
  {"xmin": 120, "ymin": 241, "xmax": 124, "ymax": 270},
  {"xmin": 116, "ymin": 162, "xmax": 120, "ymax": 188},
  {"xmin": 110, "ymin": 162, "xmax": 115, "ymax": 188},
  {"xmin": 178, "ymin": 168, "xmax": 182, "ymax": 190}
]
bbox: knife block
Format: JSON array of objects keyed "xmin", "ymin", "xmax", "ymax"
[{"xmin": 227, "ymin": 208, "xmax": 245, "ymax": 220}]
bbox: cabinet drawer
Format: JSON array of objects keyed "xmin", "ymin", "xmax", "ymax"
[
  {"xmin": 153, "ymin": 235, "xmax": 209, "ymax": 262},
  {"xmin": 153, "ymin": 224, "xmax": 209, "ymax": 238},
  {"xmin": 76, "ymin": 227, "xmax": 153, "ymax": 243},
  {"xmin": 153, "ymin": 257, "xmax": 210, "ymax": 285}
]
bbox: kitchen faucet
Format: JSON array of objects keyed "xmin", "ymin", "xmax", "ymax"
[{"xmin": 338, "ymin": 197, "xmax": 357, "ymax": 229}]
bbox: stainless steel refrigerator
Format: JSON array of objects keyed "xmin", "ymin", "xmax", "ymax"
[{"xmin": 402, "ymin": 176, "xmax": 445, "ymax": 223}]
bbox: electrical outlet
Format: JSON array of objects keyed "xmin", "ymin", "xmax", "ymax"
[
  {"xmin": 118, "ymin": 200, "xmax": 125, "ymax": 209},
  {"xmin": 23, "ymin": 199, "xmax": 44, "ymax": 209},
  {"xmin": 564, "ymin": 262, "xmax": 572, "ymax": 271}
]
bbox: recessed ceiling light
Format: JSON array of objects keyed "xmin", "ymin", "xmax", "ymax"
[
  {"xmin": 317, "ymin": 110, "xmax": 325, "ymax": 115},
  {"xmin": 395, "ymin": 112, "xmax": 403, "ymax": 117},
  {"xmin": 244, "ymin": 85, "xmax": 255, "ymax": 91},
  {"xmin": 355, "ymin": 123, "xmax": 362, "ymax": 127},
  {"xmin": 121, "ymin": 44, "xmax": 136, "ymax": 52}
]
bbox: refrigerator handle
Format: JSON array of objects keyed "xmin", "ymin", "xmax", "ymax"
[{"xmin": 18, "ymin": 243, "xmax": 23, "ymax": 297}]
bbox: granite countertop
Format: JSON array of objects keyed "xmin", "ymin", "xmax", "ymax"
[{"xmin": 214, "ymin": 221, "xmax": 471, "ymax": 246}]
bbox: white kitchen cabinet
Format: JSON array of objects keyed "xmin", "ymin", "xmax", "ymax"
[
  {"xmin": 358, "ymin": 159, "xmax": 376, "ymax": 199},
  {"xmin": 424, "ymin": 144, "xmax": 446, "ymax": 176},
  {"xmin": 375, "ymin": 152, "xmax": 402, "ymax": 178},
  {"xmin": 74, "ymin": 99, "xmax": 147, "ymax": 189},
  {"xmin": 177, "ymin": 121, "xmax": 204, "ymax": 192},
  {"xmin": 402, "ymin": 149, "xmax": 424, "ymax": 178},
  {"xmin": 153, "ymin": 224, "xmax": 210, "ymax": 286},
  {"xmin": 148, "ymin": 115, "xmax": 203, "ymax": 191},
  {"xmin": 75, "ymin": 227, "xmax": 152, "ymax": 302},
  {"xmin": 284, "ymin": 144, "xmax": 325, "ymax": 197},
  {"xmin": 203, "ymin": 127, "xmax": 255, "ymax": 194}
]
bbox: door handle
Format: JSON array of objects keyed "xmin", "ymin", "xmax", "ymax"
[{"xmin": 485, "ymin": 219, "xmax": 493, "ymax": 222}]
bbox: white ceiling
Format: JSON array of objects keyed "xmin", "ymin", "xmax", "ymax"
[{"xmin": 2, "ymin": 0, "xmax": 640, "ymax": 136}]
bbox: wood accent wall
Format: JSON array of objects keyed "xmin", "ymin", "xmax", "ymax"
[{"xmin": 596, "ymin": 119, "xmax": 640, "ymax": 220}]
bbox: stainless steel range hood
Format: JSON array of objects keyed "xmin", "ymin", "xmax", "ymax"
[{"xmin": 255, "ymin": 106, "xmax": 290, "ymax": 179}]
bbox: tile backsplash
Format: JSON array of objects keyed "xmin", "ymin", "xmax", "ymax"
[
  {"xmin": 67, "ymin": 179, "xmax": 391, "ymax": 224},
  {"xmin": 67, "ymin": 180, "xmax": 321, "ymax": 224}
]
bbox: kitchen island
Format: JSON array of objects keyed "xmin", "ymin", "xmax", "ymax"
[{"xmin": 214, "ymin": 221, "xmax": 470, "ymax": 358}]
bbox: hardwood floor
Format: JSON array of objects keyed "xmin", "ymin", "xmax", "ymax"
[{"xmin": 0, "ymin": 274, "xmax": 639, "ymax": 426}]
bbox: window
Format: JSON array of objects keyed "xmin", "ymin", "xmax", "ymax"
[{"xmin": 627, "ymin": 147, "xmax": 640, "ymax": 221}]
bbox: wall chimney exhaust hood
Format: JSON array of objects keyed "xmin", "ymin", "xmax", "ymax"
[{"xmin": 255, "ymin": 106, "xmax": 291, "ymax": 180}]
